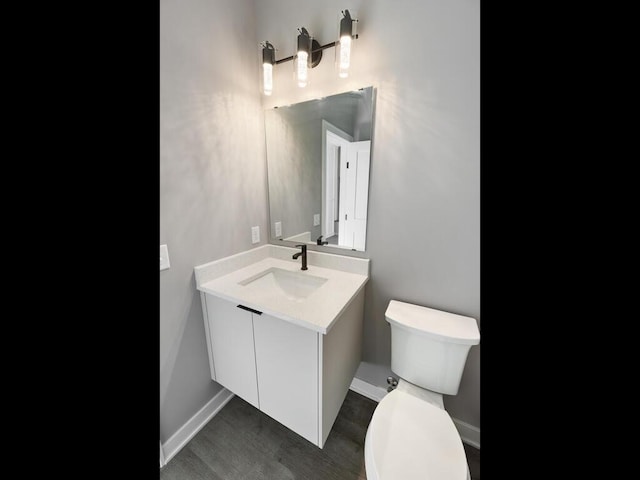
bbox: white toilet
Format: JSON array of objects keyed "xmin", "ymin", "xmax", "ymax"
[{"xmin": 364, "ymin": 300, "xmax": 480, "ymax": 480}]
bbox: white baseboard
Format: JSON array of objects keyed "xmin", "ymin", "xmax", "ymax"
[
  {"xmin": 349, "ymin": 378, "xmax": 480, "ymax": 449},
  {"xmin": 452, "ymin": 417, "xmax": 480, "ymax": 449},
  {"xmin": 161, "ymin": 388, "xmax": 235, "ymax": 466},
  {"xmin": 350, "ymin": 377, "xmax": 388, "ymax": 402},
  {"xmin": 160, "ymin": 441, "xmax": 165, "ymax": 468}
]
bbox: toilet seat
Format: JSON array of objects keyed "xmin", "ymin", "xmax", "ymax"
[{"xmin": 365, "ymin": 389, "xmax": 468, "ymax": 480}]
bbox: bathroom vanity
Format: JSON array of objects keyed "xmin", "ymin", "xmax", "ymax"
[{"xmin": 194, "ymin": 245, "xmax": 369, "ymax": 448}]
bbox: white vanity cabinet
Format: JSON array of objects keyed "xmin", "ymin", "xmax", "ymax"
[
  {"xmin": 202, "ymin": 295, "xmax": 260, "ymax": 409},
  {"xmin": 195, "ymin": 245, "xmax": 369, "ymax": 448},
  {"xmin": 201, "ymin": 289, "xmax": 364, "ymax": 448},
  {"xmin": 253, "ymin": 311, "xmax": 319, "ymax": 444}
]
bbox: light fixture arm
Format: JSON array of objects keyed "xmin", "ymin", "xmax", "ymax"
[{"xmin": 273, "ymin": 35, "xmax": 358, "ymax": 66}]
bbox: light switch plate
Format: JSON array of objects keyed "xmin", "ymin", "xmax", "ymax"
[
  {"xmin": 160, "ymin": 244, "xmax": 170, "ymax": 271},
  {"xmin": 313, "ymin": 214, "xmax": 320, "ymax": 226},
  {"xmin": 251, "ymin": 226, "xmax": 260, "ymax": 244},
  {"xmin": 275, "ymin": 221, "xmax": 282, "ymax": 237}
]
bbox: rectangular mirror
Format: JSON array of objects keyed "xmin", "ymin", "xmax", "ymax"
[{"xmin": 265, "ymin": 86, "xmax": 376, "ymax": 252}]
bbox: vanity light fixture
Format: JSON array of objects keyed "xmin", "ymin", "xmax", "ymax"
[
  {"xmin": 337, "ymin": 10, "xmax": 354, "ymax": 78},
  {"xmin": 262, "ymin": 41, "xmax": 275, "ymax": 96},
  {"xmin": 296, "ymin": 28, "xmax": 311, "ymax": 87},
  {"xmin": 260, "ymin": 9, "xmax": 358, "ymax": 95}
]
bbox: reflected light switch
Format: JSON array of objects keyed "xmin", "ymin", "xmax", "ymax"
[{"xmin": 313, "ymin": 214, "xmax": 320, "ymax": 226}]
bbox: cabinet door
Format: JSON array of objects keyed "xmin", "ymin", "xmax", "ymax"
[
  {"xmin": 204, "ymin": 295, "xmax": 259, "ymax": 409},
  {"xmin": 253, "ymin": 313, "xmax": 319, "ymax": 446}
]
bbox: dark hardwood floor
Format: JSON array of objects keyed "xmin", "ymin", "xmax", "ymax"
[{"xmin": 161, "ymin": 390, "xmax": 480, "ymax": 479}]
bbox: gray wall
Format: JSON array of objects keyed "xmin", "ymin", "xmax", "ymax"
[
  {"xmin": 264, "ymin": 106, "xmax": 327, "ymax": 241},
  {"xmin": 160, "ymin": 0, "xmax": 268, "ymax": 443},
  {"xmin": 353, "ymin": 87, "xmax": 373, "ymax": 141},
  {"xmin": 256, "ymin": 0, "xmax": 480, "ymax": 428}
]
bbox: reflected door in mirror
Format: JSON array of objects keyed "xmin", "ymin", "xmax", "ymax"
[{"xmin": 339, "ymin": 140, "xmax": 370, "ymax": 250}]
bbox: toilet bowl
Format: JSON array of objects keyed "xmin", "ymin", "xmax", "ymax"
[{"xmin": 364, "ymin": 300, "xmax": 480, "ymax": 480}]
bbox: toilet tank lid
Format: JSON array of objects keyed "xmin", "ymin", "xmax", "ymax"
[{"xmin": 385, "ymin": 300, "xmax": 480, "ymax": 345}]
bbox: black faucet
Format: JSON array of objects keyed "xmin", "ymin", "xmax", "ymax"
[
  {"xmin": 316, "ymin": 235, "xmax": 328, "ymax": 245},
  {"xmin": 292, "ymin": 244, "xmax": 308, "ymax": 270}
]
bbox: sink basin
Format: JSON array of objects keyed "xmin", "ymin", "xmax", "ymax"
[{"xmin": 239, "ymin": 267, "xmax": 328, "ymax": 301}]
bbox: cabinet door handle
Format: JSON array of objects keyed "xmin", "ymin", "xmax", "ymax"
[{"xmin": 237, "ymin": 304, "xmax": 262, "ymax": 315}]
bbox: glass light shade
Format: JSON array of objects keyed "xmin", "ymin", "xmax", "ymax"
[
  {"xmin": 263, "ymin": 63, "xmax": 273, "ymax": 95},
  {"xmin": 296, "ymin": 51, "xmax": 308, "ymax": 87},
  {"xmin": 262, "ymin": 41, "xmax": 275, "ymax": 96},
  {"xmin": 337, "ymin": 10, "xmax": 354, "ymax": 79},
  {"xmin": 338, "ymin": 35, "xmax": 351, "ymax": 78},
  {"xmin": 296, "ymin": 28, "xmax": 311, "ymax": 88}
]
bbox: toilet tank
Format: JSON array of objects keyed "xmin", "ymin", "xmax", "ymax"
[{"xmin": 386, "ymin": 300, "xmax": 480, "ymax": 395}]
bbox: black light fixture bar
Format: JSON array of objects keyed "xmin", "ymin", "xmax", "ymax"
[{"xmin": 273, "ymin": 34, "xmax": 359, "ymax": 65}]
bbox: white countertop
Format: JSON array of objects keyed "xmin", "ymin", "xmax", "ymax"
[{"xmin": 196, "ymin": 250, "xmax": 369, "ymax": 334}]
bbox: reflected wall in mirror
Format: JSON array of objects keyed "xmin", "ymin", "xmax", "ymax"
[{"xmin": 265, "ymin": 86, "xmax": 375, "ymax": 252}]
